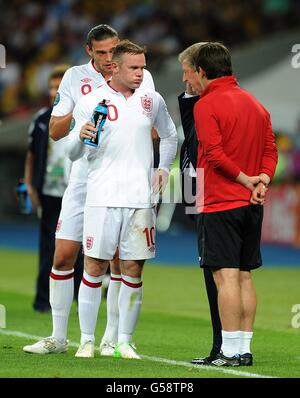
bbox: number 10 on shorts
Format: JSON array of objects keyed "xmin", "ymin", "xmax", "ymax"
[{"xmin": 143, "ymin": 227, "xmax": 155, "ymax": 248}]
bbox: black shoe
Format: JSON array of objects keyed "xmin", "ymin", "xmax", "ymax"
[
  {"xmin": 211, "ymin": 352, "xmax": 240, "ymax": 367},
  {"xmin": 240, "ymin": 353, "xmax": 253, "ymax": 366},
  {"xmin": 191, "ymin": 355, "xmax": 217, "ymax": 365}
]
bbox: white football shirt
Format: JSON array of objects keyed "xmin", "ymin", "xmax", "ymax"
[
  {"xmin": 51, "ymin": 60, "xmax": 154, "ymax": 183},
  {"xmin": 68, "ymin": 82, "xmax": 177, "ymax": 208}
]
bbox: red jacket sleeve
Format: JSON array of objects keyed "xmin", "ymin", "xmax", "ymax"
[
  {"xmin": 259, "ymin": 114, "xmax": 278, "ymax": 181},
  {"xmin": 194, "ymin": 102, "xmax": 241, "ymax": 180}
]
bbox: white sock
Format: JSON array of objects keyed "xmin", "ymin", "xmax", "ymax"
[
  {"xmin": 221, "ymin": 330, "xmax": 241, "ymax": 358},
  {"xmin": 50, "ymin": 268, "xmax": 74, "ymax": 343},
  {"xmin": 118, "ymin": 274, "xmax": 143, "ymax": 344},
  {"xmin": 78, "ymin": 271, "xmax": 104, "ymax": 345},
  {"xmin": 239, "ymin": 331, "xmax": 253, "ymax": 354},
  {"xmin": 101, "ymin": 273, "xmax": 121, "ymax": 345}
]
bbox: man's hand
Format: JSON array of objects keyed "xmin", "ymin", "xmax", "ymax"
[
  {"xmin": 259, "ymin": 173, "xmax": 270, "ymax": 187},
  {"xmin": 26, "ymin": 184, "xmax": 40, "ymax": 210},
  {"xmin": 79, "ymin": 121, "xmax": 97, "ymax": 142},
  {"xmin": 235, "ymin": 171, "xmax": 260, "ymax": 192},
  {"xmin": 152, "ymin": 169, "xmax": 169, "ymax": 194},
  {"xmin": 250, "ymin": 182, "xmax": 268, "ymax": 205}
]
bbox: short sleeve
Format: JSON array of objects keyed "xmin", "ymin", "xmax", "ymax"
[{"xmin": 51, "ymin": 68, "xmax": 75, "ymax": 116}]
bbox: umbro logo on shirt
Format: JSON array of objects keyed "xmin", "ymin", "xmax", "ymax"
[{"xmin": 81, "ymin": 78, "xmax": 92, "ymax": 83}]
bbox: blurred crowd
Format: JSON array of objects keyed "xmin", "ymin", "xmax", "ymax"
[
  {"xmin": 274, "ymin": 117, "xmax": 300, "ymax": 183},
  {"xmin": 1, "ymin": 0, "xmax": 300, "ymax": 119}
]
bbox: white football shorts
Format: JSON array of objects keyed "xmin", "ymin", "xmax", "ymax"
[
  {"xmin": 55, "ymin": 181, "xmax": 87, "ymax": 241},
  {"xmin": 83, "ymin": 207, "xmax": 156, "ymax": 260}
]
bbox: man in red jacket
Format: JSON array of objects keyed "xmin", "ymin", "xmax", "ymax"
[{"xmin": 188, "ymin": 42, "xmax": 278, "ymax": 366}]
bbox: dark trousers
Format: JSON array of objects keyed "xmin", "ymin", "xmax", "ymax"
[
  {"xmin": 203, "ymin": 268, "xmax": 222, "ymax": 356},
  {"xmin": 195, "ymin": 211, "xmax": 222, "ymax": 355},
  {"xmin": 33, "ymin": 194, "xmax": 83, "ymax": 311}
]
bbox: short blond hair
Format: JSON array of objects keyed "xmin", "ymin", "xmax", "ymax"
[{"xmin": 178, "ymin": 42, "xmax": 207, "ymax": 68}]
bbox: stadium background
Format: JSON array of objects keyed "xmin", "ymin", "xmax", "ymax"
[{"xmin": 0, "ymin": 0, "xmax": 300, "ymax": 379}]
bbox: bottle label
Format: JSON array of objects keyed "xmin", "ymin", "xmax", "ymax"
[{"xmin": 84, "ymin": 101, "xmax": 108, "ymax": 148}]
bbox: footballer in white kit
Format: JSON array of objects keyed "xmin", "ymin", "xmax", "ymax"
[
  {"xmin": 52, "ymin": 61, "xmax": 155, "ymax": 242},
  {"xmin": 67, "ymin": 81, "xmax": 177, "ymax": 260}
]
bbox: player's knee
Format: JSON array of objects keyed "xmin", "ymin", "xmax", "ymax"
[
  {"xmin": 53, "ymin": 249, "xmax": 77, "ymax": 270},
  {"xmin": 53, "ymin": 240, "xmax": 81, "ymax": 270},
  {"xmin": 121, "ymin": 260, "xmax": 144, "ymax": 278},
  {"xmin": 85, "ymin": 258, "xmax": 108, "ymax": 277}
]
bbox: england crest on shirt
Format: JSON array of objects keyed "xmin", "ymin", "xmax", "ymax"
[{"xmin": 141, "ymin": 96, "xmax": 153, "ymax": 112}]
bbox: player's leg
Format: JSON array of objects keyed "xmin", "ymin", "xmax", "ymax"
[
  {"xmin": 76, "ymin": 206, "xmax": 118, "ymax": 357},
  {"xmin": 114, "ymin": 207, "xmax": 155, "ymax": 360},
  {"xmin": 23, "ymin": 238, "xmax": 82, "ymax": 355},
  {"xmin": 239, "ymin": 270, "xmax": 256, "ymax": 365},
  {"xmin": 212, "ymin": 267, "xmax": 242, "ymax": 359},
  {"xmin": 50, "ymin": 238, "xmax": 81, "ymax": 342},
  {"xmin": 100, "ymin": 249, "xmax": 121, "ymax": 356},
  {"xmin": 114, "ymin": 259, "xmax": 144, "ymax": 360},
  {"xmin": 75, "ymin": 255, "xmax": 109, "ymax": 358},
  {"xmin": 238, "ymin": 205, "xmax": 263, "ymax": 366},
  {"xmin": 23, "ymin": 182, "xmax": 85, "ymax": 354},
  {"xmin": 49, "ymin": 182, "xmax": 85, "ymax": 347}
]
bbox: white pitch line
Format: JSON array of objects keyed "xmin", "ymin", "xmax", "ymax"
[
  {"xmin": 0, "ymin": 329, "xmax": 276, "ymax": 378},
  {"xmin": 140, "ymin": 355, "xmax": 275, "ymax": 378}
]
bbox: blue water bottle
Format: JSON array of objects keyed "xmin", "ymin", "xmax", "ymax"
[
  {"xmin": 84, "ymin": 99, "xmax": 108, "ymax": 147},
  {"xmin": 16, "ymin": 181, "xmax": 32, "ymax": 215}
]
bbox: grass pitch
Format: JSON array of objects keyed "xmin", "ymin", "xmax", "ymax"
[{"xmin": 0, "ymin": 248, "xmax": 299, "ymax": 378}]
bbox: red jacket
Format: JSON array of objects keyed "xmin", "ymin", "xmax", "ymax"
[{"xmin": 194, "ymin": 76, "xmax": 278, "ymax": 213}]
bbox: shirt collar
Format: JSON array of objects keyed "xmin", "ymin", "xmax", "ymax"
[
  {"xmin": 201, "ymin": 75, "xmax": 238, "ymax": 98},
  {"xmin": 87, "ymin": 59, "xmax": 104, "ymax": 76},
  {"xmin": 106, "ymin": 80, "xmax": 136, "ymax": 98}
]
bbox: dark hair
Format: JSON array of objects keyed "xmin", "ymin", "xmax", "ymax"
[
  {"xmin": 48, "ymin": 64, "xmax": 70, "ymax": 82},
  {"xmin": 112, "ymin": 39, "xmax": 146, "ymax": 62},
  {"xmin": 86, "ymin": 24, "xmax": 118, "ymax": 48},
  {"xmin": 191, "ymin": 42, "xmax": 232, "ymax": 79}
]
